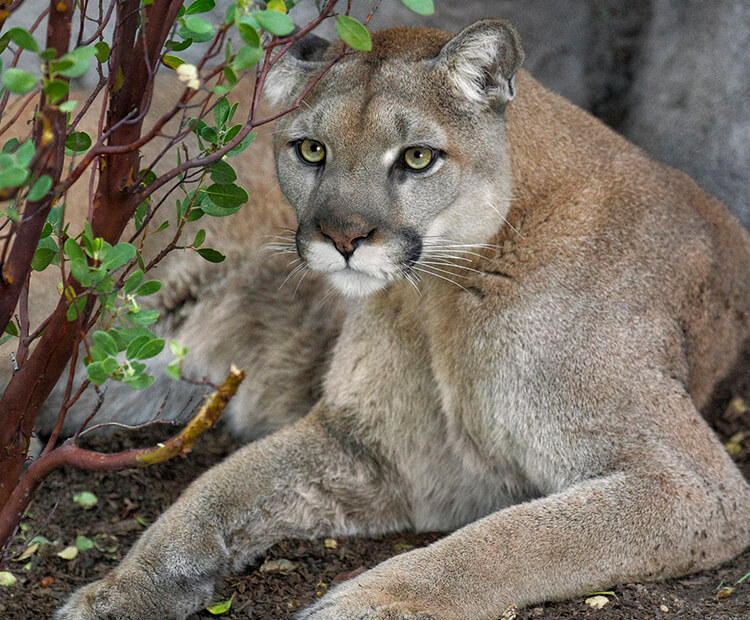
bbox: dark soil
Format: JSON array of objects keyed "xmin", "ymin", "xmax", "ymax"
[{"xmin": 1, "ymin": 386, "xmax": 749, "ymax": 620}]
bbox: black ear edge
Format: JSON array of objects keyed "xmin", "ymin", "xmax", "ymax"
[
  {"xmin": 263, "ymin": 32, "xmax": 331, "ymax": 107},
  {"xmin": 286, "ymin": 31, "xmax": 331, "ymax": 63}
]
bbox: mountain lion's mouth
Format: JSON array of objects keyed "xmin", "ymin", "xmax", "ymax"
[{"xmin": 326, "ymin": 267, "xmax": 390, "ymax": 298}]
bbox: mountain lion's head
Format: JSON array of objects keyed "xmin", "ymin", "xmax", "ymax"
[{"xmin": 268, "ymin": 19, "xmax": 523, "ymax": 297}]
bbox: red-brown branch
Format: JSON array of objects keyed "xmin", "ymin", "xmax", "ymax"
[{"xmin": 0, "ymin": 366, "xmax": 245, "ymax": 553}]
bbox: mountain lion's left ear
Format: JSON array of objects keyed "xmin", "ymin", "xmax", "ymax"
[{"xmin": 436, "ymin": 18, "xmax": 524, "ymax": 105}]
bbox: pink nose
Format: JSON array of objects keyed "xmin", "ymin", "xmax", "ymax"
[{"xmin": 319, "ymin": 226, "xmax": 374, "ymax": 258}]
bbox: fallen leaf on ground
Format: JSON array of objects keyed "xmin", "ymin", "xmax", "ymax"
[
  {"xmin": 324, "ymin": 538, "xmax": 338, "ymax": 549},
  {"xmin": 716, "ymin": 586, "xmax": 734, "ymax": 600},
  {"xmin": 259, "ymin": 558, "xmax": 296, "ymax": 575},
  {"xmin": 0, "ymin": 571, "xmax": 17, "ymax": 586},
  {"xmin": 206, "ymin": 594, "xmax": 233, "ymax": 615},
  {"xmin": 56, "ymin": 545, "xmax": 78, "ymax": 560},
  {"xmin": 585, "ymin": 595, "xmax": 610, "ymax": 609}
]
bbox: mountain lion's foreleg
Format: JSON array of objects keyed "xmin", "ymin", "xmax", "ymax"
[
  {"xmin": 55, "ymin": 410, "xmax": 411, "ymax": 620},
  {"xmin": 302, "ymin": 418, "xmax": 750, "ymax": 618}
]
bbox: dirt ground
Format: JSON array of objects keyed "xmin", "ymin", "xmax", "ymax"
[{"xmin": 1, "ymin": 379, "xmax": 749, "ymax": 620}]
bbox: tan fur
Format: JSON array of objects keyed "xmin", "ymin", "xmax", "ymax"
[{"xmin": 47, "ymin": 20, "xmax": 750, "ymax": 619}]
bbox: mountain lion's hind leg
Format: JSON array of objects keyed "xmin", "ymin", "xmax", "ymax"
[{"xmin": 55, "ymin": 408, "xmax": 411, "ymax": 620}]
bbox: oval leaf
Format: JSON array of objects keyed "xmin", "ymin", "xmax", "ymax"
[
  {"xmin": 2, "ymin": 68, "xmax": 38, "ymax": 94},
  {"xmin": 336, "ymin": 15, "xmax": 372, "ymax": 51},
  {"xmin": 64, "ymin": 131, "xmax": 92, "ymax": 154},
  {"xmin": 205, "ymin": 183, "xmax": 248, "ymax": 208},
  {"xmin": 28, "ymin": 175, "xmax": 52, "ymax": 201},
  {"xmin": 255, "ymin": 10, "xmax": 294, "ymax": 36},
  {"xmin": 102, "ymin": 242, "xmax": 136, "ymax": 271},
  {"xmin": 134, "ymin": 338, "xmax": 165, "ymax": 360},
  {"xmin": 401, "ymin": 0, "xmax": 435, "ymax": 16},
  {"xmin": 92, "ymin": 330, "xmax": 118, "ymax": 356},
  {"xmin": 56, "ymin": 546, "xmax": 78, "ymax": 560},
  {"xmin": 196, "ymin": 248, "xmax": 226, "ymax": 263},
  {"xmin": 7, "ymin": 27, "xmax": 39, "ymax": 52},
  {"xmin": 183, "ymin": 16, "xmax": 215, "ymax": 36},
  {"xmin": 72, "ymin": 491, "xmax": 98, "ymax": 509}
]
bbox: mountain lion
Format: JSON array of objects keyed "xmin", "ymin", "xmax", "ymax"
[{"xmin": 57, "ymin": 18, "xmax": 750, "ymax": 619}]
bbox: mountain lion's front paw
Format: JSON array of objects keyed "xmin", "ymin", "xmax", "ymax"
[
  {"xmin": 297, "ymin": 553, "xmax": 448, "ymax": 620},
  {"xmin": 56, "ymin": 568, "xmax": 213, "ymax": 620}
]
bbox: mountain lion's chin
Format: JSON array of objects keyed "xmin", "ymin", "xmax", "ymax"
[{"xmin": 326, "ymin": 268, "xmax": 390, "ymax": 298}]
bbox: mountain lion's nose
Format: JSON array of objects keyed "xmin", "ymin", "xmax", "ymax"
[{"xmin": 319, "ymin": 225, "xmax": 375, "ymax": 260}]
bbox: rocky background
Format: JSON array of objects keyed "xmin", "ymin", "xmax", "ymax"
[{"xmin": 4, "ymin": 0, "xmax": 749, "ymax": 225}]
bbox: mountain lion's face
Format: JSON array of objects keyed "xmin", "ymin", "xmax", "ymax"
[{"xmin": 271, "ymin": 25, "xmax": 523, "ymax": 297}]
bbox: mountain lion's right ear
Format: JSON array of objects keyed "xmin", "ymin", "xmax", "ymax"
[
  {"xmin": 436, "ymin": 19, "xmax": 524, "ymax": 106},
  {"xmin": 263, "ymin": 33, "xmax": 331, "ymax": 108}
]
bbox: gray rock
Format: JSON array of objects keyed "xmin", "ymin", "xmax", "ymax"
[{"xmin": 624, "ymin": 0, "xmax": 750, "ymax": 227}]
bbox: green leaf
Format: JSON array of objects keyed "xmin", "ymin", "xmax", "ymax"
[
  {"xmin": 233, "ymin": 44, "xmax": 263, "ymax": 70},
  {"xmin": 196, "ymin": 248, "xmax": 226, "ymax": 262},
  {"xmin": 124, "ymin": 269, "xmax": 144, "ymax": 294},
  {"xmin": 63, "ymin": 238, "xmax": 86, "ymax": 263},
  {"xmin": 93, "ymin": 330, "xmax": 118, "ymax": 356},
  {"xmin": 125, "ymin": 374, "xmax": 155, "ymax": 390},
  {"xmin": 200, "ymin": 125, "xmax": 218, "ymax": 144},
  {"xmin": 193, "ymin": 228, "xmax": 206, "ymax": 248},
  {"xmin": 7, "ymin": 27, "xmax": 39, "ymax": 52},
  {"xmin": 64, "ymin": 131, "xmax": 92, "ymax": 154},
  {"xmin": 31, "ymin": 237, "xmax": 58, "ymax": 272},
  {"xmin": 206, "ymin": 597, "xmax": 233, "ymax": 615},
  {"xmin": 126, "ymin": 309, "xmax": 159, "ymax": 326},
  {"xmin": 204, "ymin": 183, "xmax": 248, "ymax": 208},
  {"xmin": 238, "ymin": 21, "xmax": 261, "ymax": 48},
  {"xmin": 213, "ymin": 97, "xmax": 230, "ymax": 127},
  {"xmin": 336, "ymin": 15, "xmax": 372, "ymax": 51},
  {"xmin": 43, "ymin": 78, "xmax": 68, "ymax": 103},
  {"xmin": 101, "ymin": 357, "xmax": 119, "ymax": 374},
  {"xmin": 125, "ymin": 335, "xmax": 150, "ymax": 359},
  {"xmin": 102, "ymin": 242, "xmax": 136, "ymax": 271},
  {"xmin": 94, "ymin": 41, "xmax": 110, "ymax": 62},
  {"xmin": 59, "ymin": 100, "xmax": 77, "ymax": 113},
  {"xmin": 66, "ymin": 296, "xmax": 87, "ymax": 321},
  {"xmin": 15, "ymin": 139, "xmax": 34, "ymax": 166},
  {"xmin": 186, "ymin": 0, "xmax": 215, "ymax": 14},
  {"xmin": 228, "ymin": 132, "xmax": 256, "ymax": 157},
  {"xmin": 133, "ymin": 338, "xmax": 165, "ymax": 360},
  {"xmin": 267, "ymin": 0, "xmax": 286, "ymax": 12},
  {"xmin": 166, "ymin": 362, "xmax": 181, "ymax": 380},
  {"xmin": 208, "ymin": 160, "xmax": 236, "ymax": 184},
  {"xmin": 223, "ymin": 65, "xmax": 238, "ymax": 86},
  {"xmin": 86, "ymin": 361, "xmax": 109, "ymax": 385},
  {"xmin": 401, "ymin": 0, "xmax": 435, "ymax": 15},
  {"xmin": 72, "ymin": 491, "xmax": 98, "ymax": 509},
  {"xmin": 134, "ymin": 280, "xmax": 161, "ymax": 296},
  {"xmin": 0, "ymin": 571, "xmax": 17, "ymax": 587},
  {"xmin": 162, "ymin": 54, "xmax": 184, "ymax": 70},
  {"xmin": 167, "ymin": 38, "xmax": 192, "ymax": 52},
  {"xmin": 28, "ymin": 174, "xmax": 52, "ymax": 201},
  {"xmin": 183, "ymin": 16, "xmax": 215, "ymax": 36},
  {"xmin": 2, "ymin": 138, "xmax": 19, "ymax": 154},
  {"xmin": 0, "ymin": 166, "xmax": 28, "ymax": 189},
  {"xmin": 1, "ymin": 68, "xmax": 37, "ymax": 94},
  {"xmin": 53, "ymin": 47, "xmax": 96, "ymax": 78},
  {"xmin": 155, "ymin": 220, "xmax": 169, "ymax": 232},
  {"xmin": 4, "ymin": 321, "xmax": 18, "ymax": 337},
  {"xmin": 255, "ymin": 10, "xmax": 294, "ymax": 36},
  {"xmin": 75, "ymin": 535, "xmax": 95, "ymax": 551}
]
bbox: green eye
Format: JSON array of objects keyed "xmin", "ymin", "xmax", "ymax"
[
  {"xmin": 297, "ymin": 139, "xmax": 326, "ymax": 164},
  {"xmin": 403, "ymin": 146, "xmax": 434, "ymax": 171}
]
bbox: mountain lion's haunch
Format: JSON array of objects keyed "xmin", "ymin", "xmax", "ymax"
[{"xmin": 57, "ymin": 19, "xmax": 750, "ymax": 619}]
